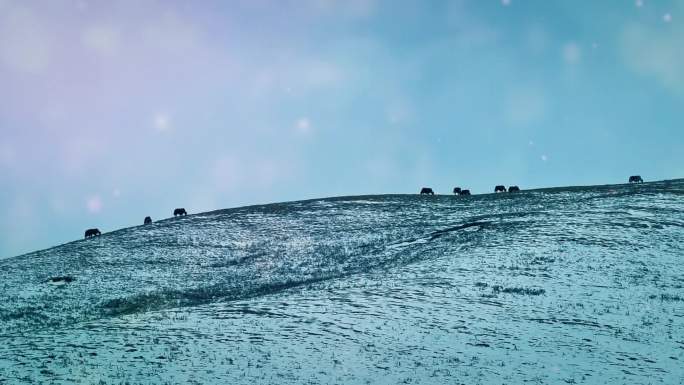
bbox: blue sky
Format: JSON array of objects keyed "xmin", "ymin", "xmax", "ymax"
[{"xmin": 1, "ymin": 0, "xmax": 682, "ymax": 258}]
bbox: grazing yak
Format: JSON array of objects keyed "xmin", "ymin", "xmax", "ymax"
[
  {"xmin": 84, "ymin": 228, "xmax": 101, "ymax": 238},
  {"xmin": 460, "ymin": 189, "xmax": 471, "ymax": 196},
  {"xmin": 48, "ymin": 276, "xmax": 74, "ymax": 284},
  {"xmin": 508, "ymin": 186, "xmax": 520, "ymax": 192},
  {"xmin": 174, "ymin": 208, "xmax": 187, "ymax": 216},
  {"xmin": 144, "ymin": 216, "xmax": 152, "ymax": 224},
  {"xmin": 453, "ymin": 187, "xmax": 462, "ymax": 195},
  {"xmin": 420, "ymin": 187, "xmax": 435, "ymax": 195},
  {"xmin": 494, "ymin": 185, "xmax": 506, "ymax": 193},
  {"xmin": 629, "ymin": 175, "xmax": 643, "ymax": 183}
]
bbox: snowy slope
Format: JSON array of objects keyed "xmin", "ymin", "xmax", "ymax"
[{"xmin": 1, "ymin": 180, "xmax": 683, "ymax": 384}]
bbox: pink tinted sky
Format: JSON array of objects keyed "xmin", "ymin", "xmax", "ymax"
[{"xmin": 1, "ymin": 0, "xmax": 683, "ymax": 257}]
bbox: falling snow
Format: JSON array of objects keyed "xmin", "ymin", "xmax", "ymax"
[
  {"xmin": 295, "ymin": 117, "xmax": 312, "ymax": 135},
  {"xmin": 153, "ymin": 113, "xmax": 171, "ymax": 132},
  {"xmin": 86, "ymin": 195, "xmax": 102, "ymax": 213}
]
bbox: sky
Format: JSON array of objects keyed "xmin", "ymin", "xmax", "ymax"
[{"xmin": 1, "ymin": 0, "xmax": 683, "ymax": 258}]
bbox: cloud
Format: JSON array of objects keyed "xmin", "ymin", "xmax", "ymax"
[
  {"xmin": 445, "ymin": 2, "xmax": 499, "ymax": 48},
  {"xmin": 246, "ymin": 58, "xmax": 346, "ymax": 100},
  {"xmin": 385, "ymin": 97, "xmax": 414, "ymax": 125},
  {"xmin": 503, "ymin": 86, "xmax": 547, "ymax": 126},
  {"xmin": 620, "ymin": 21, "xmax": 684, "ymax": 92},
  {"xmin": 562, "ymin": 42, "xmax": 582, "ymax": 65},
  {"xmin": 312, "ymin": 0, "xmax": 377, "ymax": 19},
  {"xmin": 142, "ymin": 12, "xmax": 201, "ymax": 55},
  {"xmin": 525, "ymin": 25, "xmax": 549, "ymax": 54},
  {"xmin": 82, "ymin": 24, "xmax": 122, "ymax": 57},
  {"xmin": 0, "ymin": 144, "xmax": 15, "ymax": 168},
  {"xmin": 0, "ymin": 6, "xmax": 52, "ymax": 73},
  {"xmin": 301, "ymin": 60, "xmax": 345, "ymax": 89}
]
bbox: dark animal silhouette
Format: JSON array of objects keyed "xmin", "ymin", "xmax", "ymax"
[
  {"xmin": 48, "ymin": 276, "xmax": 74, "ymax": 284},
  {"xmin": 144, "ymin": 216, "xmax": 152, "ymax": 224},
  {"xmin": 494, "ymin": 185, "xmax": 506, "ymax": 193},
  {"xmin": 453, "ymin": 187, "xmax": 462, "ymax": 195},
  {"xmin": 420, "ymin": 187, "xmax": 434, "ymax": 195},
  {"xmin": 460, "ymin": 189, "xmax": 471, "ymax": 195},
  {"xmin": 84, "ymin": 228, "xmax": 101, "ymax": 238},
  {"xmin": 629, "ymin": 175, "xmax": 643, "ymax": 183},
  {"xmin": 174, "ymin": 208, "xmax": 187, "ymax": 216},
  {"xmin": 508, "ymin": 186, "xmax": 520, "ymax": 192}
]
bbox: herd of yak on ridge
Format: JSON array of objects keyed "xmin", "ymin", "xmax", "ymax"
[{"xmin": 82, "ymin": 175, "xmax": 645, "ymax": 239}]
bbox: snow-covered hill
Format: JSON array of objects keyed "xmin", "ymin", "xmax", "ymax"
[{"xmin": 1, "ymin": 180, "xmax": 683, "ymax": 384}]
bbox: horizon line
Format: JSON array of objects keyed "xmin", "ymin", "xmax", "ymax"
[{"xmin": 4, "ymin": 176, "xmax": 682, "ymax": 261}]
